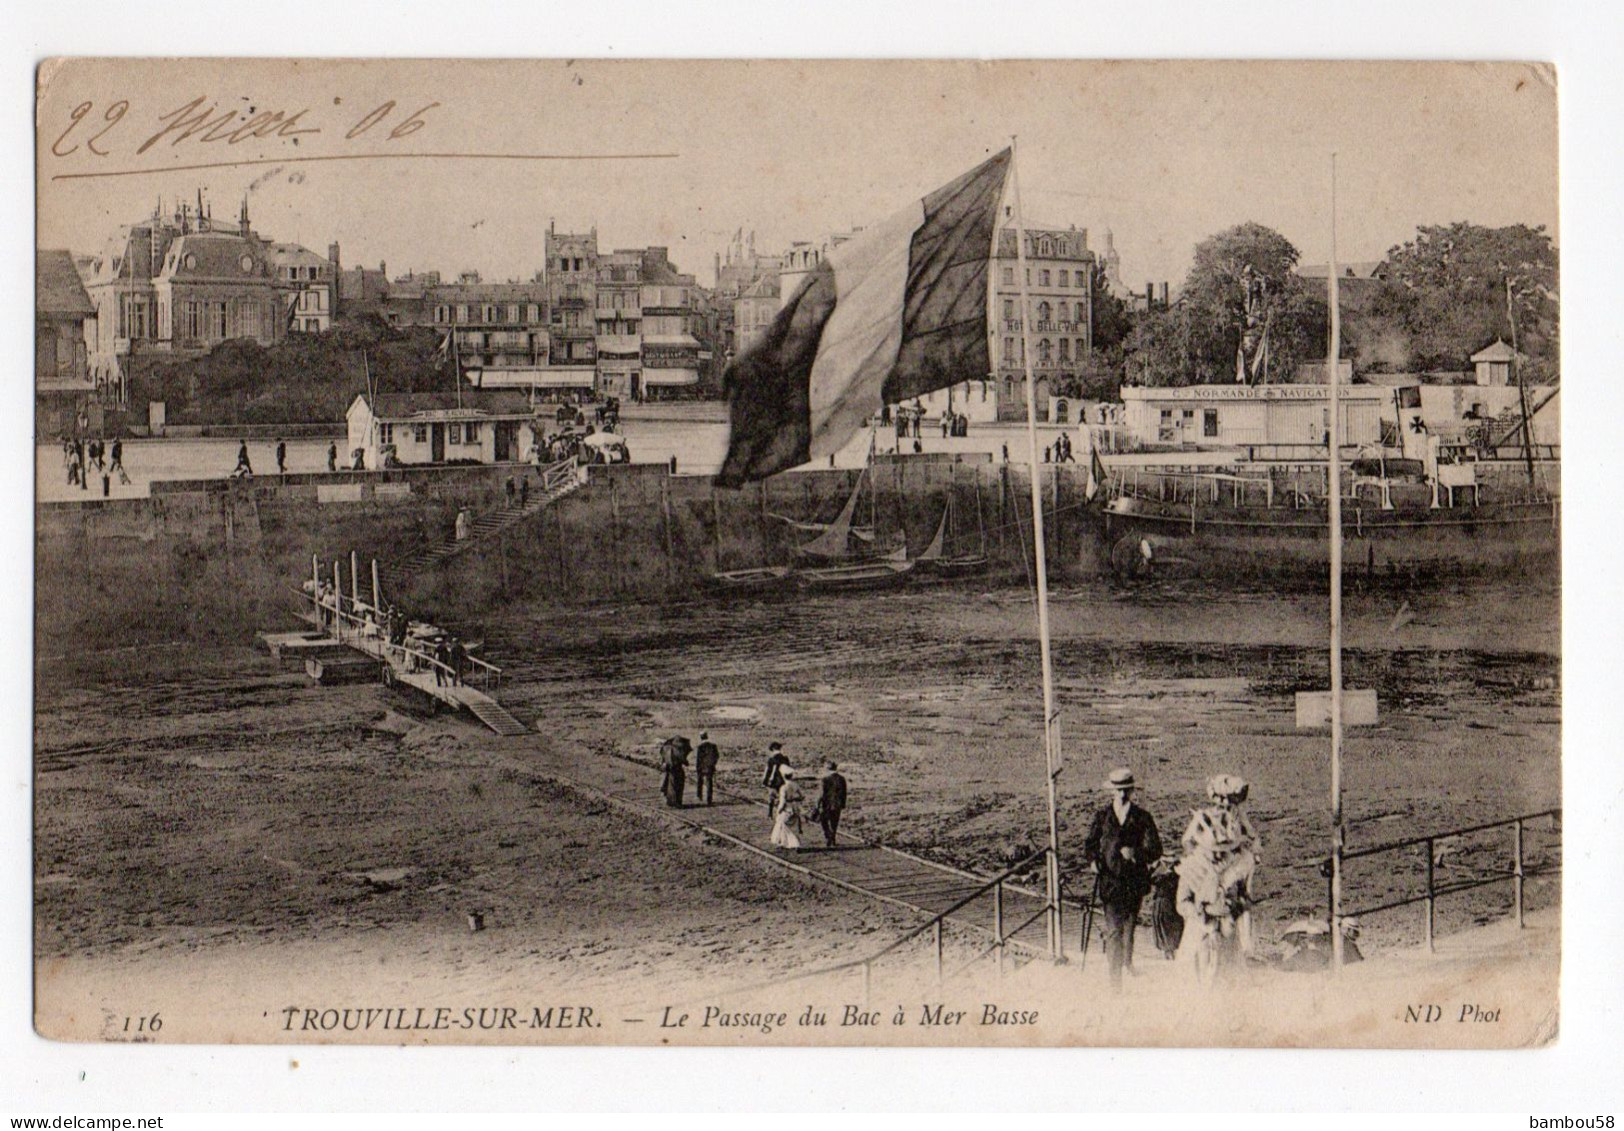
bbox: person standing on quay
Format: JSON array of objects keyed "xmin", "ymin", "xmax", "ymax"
[
  {"xmin": 276, "ymin": 438, "xmax": 287, "ymax": 475},
  {"xmin": 693, "ymin": 732, "xmax": 719, "ymax": 806},
  {"xmin": 813, "ymin": 760, "xmax": 847, "ymax": 848},
  {"xmin": 1082, "ymin": 767, "xmax": 1163, "ymax": 991},
  {"xmin": 327, "ymin": 441, "xmax": 338, "ymax": 472}
]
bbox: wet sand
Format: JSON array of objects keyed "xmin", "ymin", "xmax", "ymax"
[{"xmin": 34, "ymin": 575, "xmax": 1559, "ymax": 1031}]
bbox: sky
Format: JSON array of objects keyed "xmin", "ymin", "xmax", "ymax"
[{"xmin": 37, "ymin": 59, "xmax": 1557, "ymax": 290}]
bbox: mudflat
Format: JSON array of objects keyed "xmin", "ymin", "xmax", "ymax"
[{"xmin": 34, "ymin": 576, "xmax": 1559, "ymax": 1037}]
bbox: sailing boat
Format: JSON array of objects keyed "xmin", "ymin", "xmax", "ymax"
[
  {"xmin": 915, "ymin": 488, "xmax": 989, "ymax": 577},
  {"xmin": 791, "ymin": 464, "xmax": 879, "ymax": 559}
]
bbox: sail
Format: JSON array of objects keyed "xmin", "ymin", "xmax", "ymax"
[
  {"xmin": 917, "ymin": 503, "xmax": 950, "ymax": 562},
  {"xmin": 796, "ymin": 470, "xmax": 866, "ymax": 559}
]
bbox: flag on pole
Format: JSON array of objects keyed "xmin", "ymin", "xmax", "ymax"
[
  {"xmin": 435, "ymin": 330, "xmax": 453, "ymax": 368},
  {"xmin": 1085, "ymin": 430, "xmax": 1109, "ymax": 502},
  {"xmin": 716, "ymin": 149, "xmax": 1012, "ymax": 487}
]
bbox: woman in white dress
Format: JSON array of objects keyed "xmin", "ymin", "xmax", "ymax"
[
  {"xmin": 771, "ymin": 768, "xmax": 804, "ymax": 850},
  {"xmin": 1174, "ymin": 774, "xmax": 1261, "ymax": 985}
]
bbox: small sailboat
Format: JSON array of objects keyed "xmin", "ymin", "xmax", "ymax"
[
  {"xmin": 793, "ymin": 545, "xmax": 914, "ymax": 591},
  {"xmin": 914, "ymin": 490, "xmax": 989, "ymax": 577},
  {"xmin": 708, "ymin": 565, "xmax": 794, "ymax": 592}
]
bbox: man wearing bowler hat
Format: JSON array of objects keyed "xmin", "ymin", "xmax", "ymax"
[{"xmin": 1083, "ymin": 767, "xmax": 1163, "ymax": 990}]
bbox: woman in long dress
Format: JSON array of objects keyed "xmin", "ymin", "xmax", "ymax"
[
  {"xmin": 1174, "ymin": 773, "xmax": 1261, "ymax": 985},
  {"xmin": 771, "ymin": 768, "xmax": 804, "ymax": 850}
]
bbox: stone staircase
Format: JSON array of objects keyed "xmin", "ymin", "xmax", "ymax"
[{"xmin": 381, "ymin": 458, "xmax": 582, "ymax": 589}]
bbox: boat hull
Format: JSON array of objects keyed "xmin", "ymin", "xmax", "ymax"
[
  {"xmin": 794, "ymin": 560, "xmax": 916, "ymax": 592},
  {"xmin": 1098, "ymin": 495, "xmax": 1560, "ymax": 582}
]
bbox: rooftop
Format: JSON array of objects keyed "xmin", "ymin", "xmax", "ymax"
[{"xmin": 37, "ymin": 248, "xmax": 95, "ymax": 317}]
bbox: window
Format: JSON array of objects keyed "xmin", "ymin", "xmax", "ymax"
[
  {"xmin": 463, "ymin": 422, "xmax": 481, "ymax": 443},
  {"xmin": 527, "ymin": 304, "xmax": 540, "ymax": 322},
  {"xmin": 1037, "ymin": 301, "xmax": 1051, "ymax": 323},
  {"xmin": 1002, "ymin": 299, "xmax": 1014, "ymax": 319},
  {"xmin": 1003, "ymin": 337, "xmax": 1015, "ymax": 361},
  {"xmin": 1076, "ymin": 302, "xmax": 1086, "ymax": 324},
  {"xmin": 1039, "ymin": 270, "xmax": 1051, "ymax": 287},
  {"xmin": 184, "ymin": 301, "xmax": 200, "ymax": 339},
  {"xmin": 448, "ymin": 423, "xmax": 463, "ymax": 445},
  {"xmin": 1058, "ymin": 339, "xmax": 1070, "ymax": 363},
  {"xmin": 379, "ymin": 424, "xmax": 393, "ymax": 445},
  {"xmin": 213, "ymin": 302, "xmax": 228, "ymax": 339},
  {"xmin": 456, "ymin": 305, "xmax": 470, "ymax": 323},
  {"xmin": 1203, "ymin": 409, "xmax": 1219, "ymax": 437},
  {"xmin": 508, "ymin": 304, "xmax": 521, "ymax": 323},
  {"xmin": 484, "ymin": 305, "xmax": 499, "ymax": 322},
  {"xmin": 413, "ymin": 424, "xmax": 428, "ymax": 443},
  {"xmin": 1001, "ymin": 267, "xmax": 1014, "ymax": 286},
  {"xmin": 1038, "ymin": 339, "xmax": 1052, "ymax": 364},
  {"xmin": 1076, "ymin": 337, "xmax": 1087, "ymax": 358}
]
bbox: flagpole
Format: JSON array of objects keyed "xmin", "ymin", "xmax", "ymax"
[
  {"xmin": 1010, "ymin": 136, "xmax": 1064, "ymax": 958},
  {"xmin": 1327, "ymin": 152, "xmax": 1346, "ymax": 971}
]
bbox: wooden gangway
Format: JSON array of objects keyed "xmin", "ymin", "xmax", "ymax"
[
  {"xmin": 288, "ymin": 555, "xmax": 526, "ymax": 736},
  {"xmin": 498, "ymin": 740, "xmax": 1078, "ymax": 991}
]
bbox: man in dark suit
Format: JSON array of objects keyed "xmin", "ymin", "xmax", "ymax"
[
  {"xmin": 813, "ymin": 760, "xmax": 847, "ymax": 848},
  {"xmin": 1082, "ymin": 766, "xmax": 1163, "ymax": 990},
  {"xmin": 762, "ymin": 742, "xmax": 791, "ymax": 814},
  {"xmin": 693, "ymin": 732, "xmax": 720, "ymax": 806}
]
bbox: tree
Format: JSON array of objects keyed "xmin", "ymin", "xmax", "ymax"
[
  {"xmin": 1122, "ymin": 222, "xmax": 1328, "ymax": 386},
  {"xmin": 1378, "ymin": 222, "xmax": 1558, "ymax": 376},
  {"xmin": 1086, "ymin": 262, "xmax": 1131, "ymax": 354}
]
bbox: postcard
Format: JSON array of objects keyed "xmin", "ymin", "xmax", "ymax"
[{"xmin": 34, "ymin": 58, "xmax": 1559, "ymax": 1048}]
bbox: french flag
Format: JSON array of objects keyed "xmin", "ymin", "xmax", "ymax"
[{"xmin": 716, "ymin": 149, "xmax": 1011, "ymax": 487}]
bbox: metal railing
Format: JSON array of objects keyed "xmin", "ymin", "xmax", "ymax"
[
  {"xmin": 303, "ymin": 583, "xmax": 503, "ymax": 690},
  {"xmin": 707, "ymin": 849, "xmax": 1059, "ymax": 1004},
  {"xmin": 1326, "ymin": 808, "xmax": 1561, "ymax": 951}
]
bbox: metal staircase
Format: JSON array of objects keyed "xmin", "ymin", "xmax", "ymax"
[{"xmin": 382, "ymin": 458, "xmax": 581, "ymax": 588}]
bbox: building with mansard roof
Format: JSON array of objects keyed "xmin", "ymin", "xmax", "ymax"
[{"xmin": 79, "ymin": 195, "xmax": 292, "ymax": 399}]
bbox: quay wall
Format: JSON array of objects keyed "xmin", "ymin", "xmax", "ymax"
[{"xmin": 36, "ymin": 458, "xmax": 1101, "ymax": 650}]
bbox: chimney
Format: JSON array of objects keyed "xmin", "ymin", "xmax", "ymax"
[
  {"xmin": 239, "ymin": 196, "xmax": 251, "ymax": 237},
  {"xmin": 1160, "ymin": 282, "xmax": 1169, "ymax": 306},
  {"xmin": 328, "ymin": 242, "xmax": 340, "ymax": 270},
  {"xmin": 1147, "ymin": 282, "xmax": 1155, "ymax": 309}
]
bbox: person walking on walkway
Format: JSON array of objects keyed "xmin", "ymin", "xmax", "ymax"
[
  {"xmin": 1082, "ymin": 767, "xmax": 1163, "ymax": 991},
  {"xmin": 813, "ymin": 760, "xmax": 847, "ymax": 848},
  {"xmin": 694, "ymin": 732, "xmax": 719, "ymax": 806},
  {"xmin": 327, "ymin": 441, "xmax": 338, "ymax": 472},
  {"xmin": 109, "ymin": 439, "xmax": 130, "ymax": 485},
  {"xmin": 433, "ymin": 640, "xmax": 451, "ymax": 687},
  {"xmin": 448, "ymin": 637, "xmax": 467, "ymax": 687},
  {"xmin": 762, "ymin": 742, "xmax": 791, "ymax": 814},
  {"xmin": 659, "ymin": 736, "xmax": 690, "ymax": 809},
  {"xmin": 234, "ymin": 441, "xmax": 253, "ymax": 477},
  {"xmin": 771, "ymin": 768, "xmax": 804, "ymax": 850},
  {"xmin": 520, "ymin": 475, "xmax": 531, "ymax": 508},
  {"xmin": 275, "ymin": 438, "xmax": 287, "ymax": 475}
]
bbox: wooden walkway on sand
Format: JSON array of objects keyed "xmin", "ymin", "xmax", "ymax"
[{"xmin": 502, "ymin": 739, "xmax": 1073, "ymax": 965}]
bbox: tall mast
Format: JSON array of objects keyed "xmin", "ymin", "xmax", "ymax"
[
  {"xmin": 1506, "ymin": 276, "xmax": 1538, "ymax": 489},
  {"xmin": 1328, "ymin": 153, "xmax": 1346, "ymax": 970},
  {"xmin": 1011, "ymin": 136, "xmax": 1064, "ymax": 957}
]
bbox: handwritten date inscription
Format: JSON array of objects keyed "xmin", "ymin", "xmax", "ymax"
[{"xmin": 51, "ymin": 96, "xmax": 440, "ymax": 160}]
